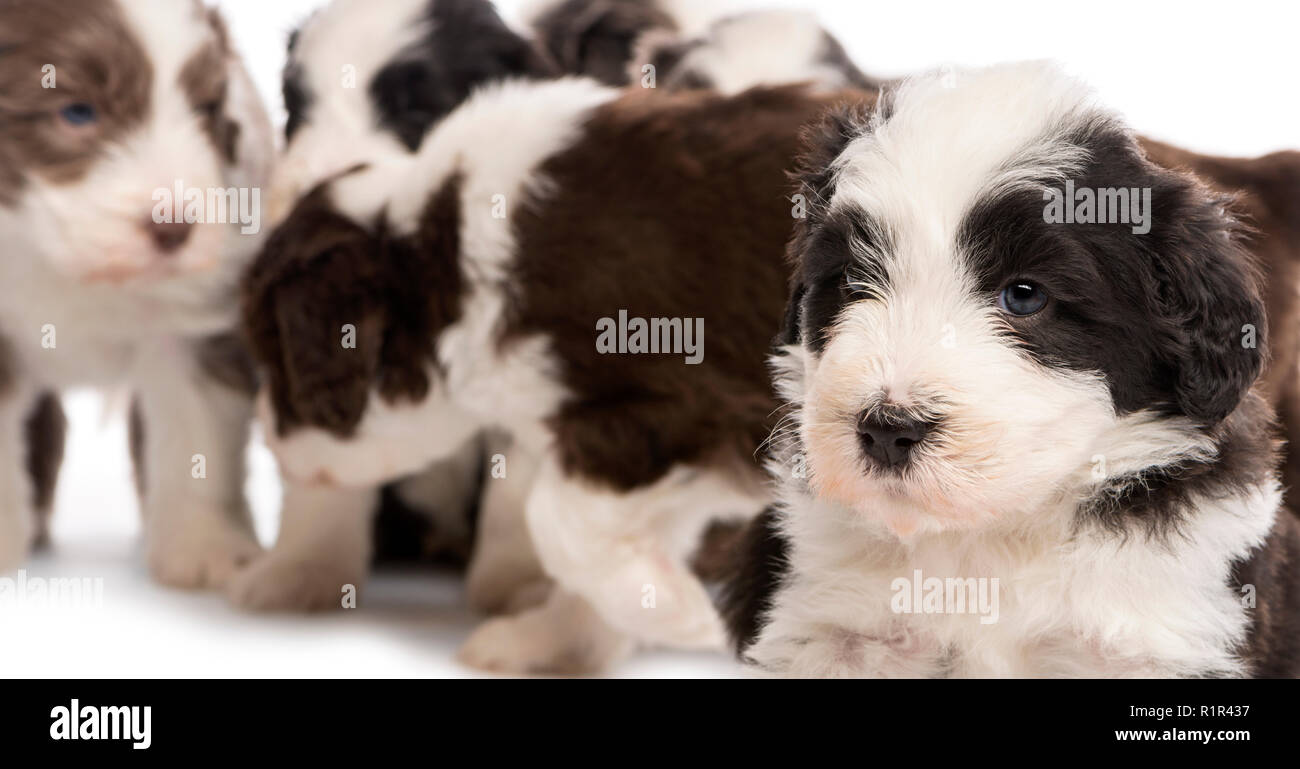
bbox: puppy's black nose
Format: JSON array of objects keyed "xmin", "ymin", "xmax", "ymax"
[
  {"xmin": 857, "ymin": 409, "xmax": 931, "ymax": 467},
  {"xmin": 144, "ymin": 219, "xmax": 193, "ymax": 254}
]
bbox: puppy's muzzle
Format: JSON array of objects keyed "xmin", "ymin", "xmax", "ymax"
[{"xmin": 856, "ymin": 407, "xmax": 934, "ymax": 468}]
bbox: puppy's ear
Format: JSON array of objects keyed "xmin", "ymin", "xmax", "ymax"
[
  {"xmin": 1148, "ymin": 170, "xmax": 1267, "ymax": 425},
  {"xmin": 241, "ymin": 190, "xmax": 388, "ymax": 438},
  {"xmin": 533, "ymin": 0, "xmax": 676, "ymax": 85},
  {"xmin": 777, "ymin": 282, "xmax": 805, "ymax": 347}
]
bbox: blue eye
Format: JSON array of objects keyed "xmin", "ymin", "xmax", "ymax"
[
  {"xmin": 59, "ymin": 103, "xmax": 97, "ymax": 126},
  {"xmin": 999, "ymin": 282, "xmax": 1048, "ymax": 316}
]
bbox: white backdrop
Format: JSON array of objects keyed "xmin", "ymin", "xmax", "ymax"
[{"xmin": 5, "ymin": 0, "xmax": 1297, "ymax": 679}]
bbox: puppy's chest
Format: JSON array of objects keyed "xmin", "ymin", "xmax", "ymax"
[
  {"xmin": 0, "ymin": 291, "xmax": 139, "ymax": 386},
  {"xmin": 801, "ymin": 528, "xmax": 1216, "ymax": 677}
]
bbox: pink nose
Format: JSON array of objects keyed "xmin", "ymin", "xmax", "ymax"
[{"xmin": 142, "ymin": 219, "xmax": 193, "ymax": 254}]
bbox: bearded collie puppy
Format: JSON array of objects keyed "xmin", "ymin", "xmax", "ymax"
[
  {"xmin": 226, "ymin": 0, "xmax": 562, "ymax": 614},
  {"xmin": 0, "ymin": 0, "xmax": 274, "ymax": 583},
  {"xmin": 722, "ymin": 62, "xmax": 1300, "ymax": 678},
  {"xmin": 243, "ymin": 78, "xmax": 863, "ymax": 671},
  {"xmin": 526, "ymin": 0, "xmax": 874, "ymax": 93}
]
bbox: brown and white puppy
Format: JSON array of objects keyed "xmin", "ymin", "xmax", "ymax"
[
  {"xmin": 0, "ymin": 0, "xmax": 274, "ymax": 582},
  {"xmin": 721, "ymin": 63, "xmax": 1300, "ymax": 678},
  {"xmin": 228, "ymin": 0, "xmax": 560, "ymax": 613},
  {"xmin": 244, "ymin": 78, "xmax": 865, "ymax": 671}
]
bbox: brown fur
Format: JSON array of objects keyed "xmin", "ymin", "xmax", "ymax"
[
  {"xmin": 504, "ymin": 86, "xmax": 873, "ymax": 491},
  {"xmin": 1233, "ymin": 509, "xmax": 1300, "ymax": 677},
  {"xmin": 241, "ymin": 173, "xmax": 466, "ymax": 438},
  {"xmin": 179, "ymin": 21, "xmax": 239, "ymax": 165},
  {"xmin": 0, "ymin": 0, "xmax": 152, "ymax": 204}
]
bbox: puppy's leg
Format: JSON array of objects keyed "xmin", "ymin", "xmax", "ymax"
[
  {"xmin": 524, "ymin": 451, "xmax": 763, "ymax": 649},
  {"xmin": 379, "ymin": 432, "xmax": 485, "ymax": 565},
  {"xmin": 133, "ymin": 337, "xmax": 261, "ymax": 589},
  {"xmin": 466, "ymin": 431, "xmax": 547, "ymax": 614},
  {"xmin": 227, "ymin": 481, "xmax": 378, "ymax": 611},
  {"xmin": 24, "ymin": 391, "xmax": 64, "ymax": 550},
  {"xmin": 0, "ymin": 383, "xmax": 38, "ymax": 573},
  {"xmin": 458, "ymin": 584, "xmax": 634, "ymax": 675}
]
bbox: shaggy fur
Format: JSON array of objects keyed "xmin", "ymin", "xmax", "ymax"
[
  {"xmin": 244, "ymin": 79, "xmax": 869, "ymax": 670},
  {"xmin": 722, "ymin": 63, "xmax": 1299, "ymax": 678},
  {"xmin": 0, "ymin": 0, "xmax": 274, "ymax": 583},
  {"xmin": 228, "ymin": 0, "xmax": 555, "ymax": 613}
]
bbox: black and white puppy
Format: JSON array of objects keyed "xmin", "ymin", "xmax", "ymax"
[
  {"xmin": 0, "ymin": 0, "xmax": 273, "ymax": 583},
  {"xmin": 228, "ymin": 0, "xmax": 559, "ymax": 613},
  {"xmin": 723, "ymin": 62, "xmax": 1300, "ymax": 678},
  {"xmin": 527, "ymin": 0, "xmax": 874, "ymax": 93}
]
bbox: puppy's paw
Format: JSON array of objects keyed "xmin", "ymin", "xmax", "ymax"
[
  {"xmin": 146, "ymin": 518, "xmax": 261, "ymax": 590},
  {"xmin": 226, "ymin": 552, "xmax": 365, "ymax": 612},
  {"xmin": 745, "ymin": 626, "xmax": 941, "ymax": 678},
  {"xmin": 457, "ymin": 593, "xmax": 633, "ymax": 675}
]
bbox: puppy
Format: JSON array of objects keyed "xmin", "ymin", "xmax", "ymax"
[
  {"xmin": 0, "ymin": 0, "xmax": 273, "ymax": 583},
  {"xmin": 243, "ymin": 79, "xmax": 864, "ymax": 671},
  {"xmin": 527, "ymin": 0, "xmax": 874, "ymax": 93},
  {"xmin": 631, "ymin": 9, "xmax": 878, "ymax": 94},
  {"xmin": 721, "ymin": 62, "xmax": 1300, "ymax": 678},
  {"xmin": 228, "ymin": 0, "xmax": 558, "ymax": 612}
]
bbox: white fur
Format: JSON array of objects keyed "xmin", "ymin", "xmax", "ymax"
[
  {"xmin": 748, "ymin": 63, "xmax": 1281, "ymax": 677},
  {"xmin": 268, "ymin": 0, "xmax": 429, "ymax": 223},
  {"xmin": 668, "ymin": 11, "xmax": 852, "ymax": 95},
  {"xmin": 261, "ymin": 77, "xmax": 763, "ymax": 656}
]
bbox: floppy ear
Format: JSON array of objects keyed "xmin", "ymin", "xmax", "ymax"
[
  {"xmin": 241, "ymin": 191, "xmax": 389, "ymax": 438},
  {"xmin": 1148, "ymin": 171, "xmax": 1267, "ymax": 426},
  {"xmin": 777, "ymin": 281, "xmax": 805, "ymax": 347}
]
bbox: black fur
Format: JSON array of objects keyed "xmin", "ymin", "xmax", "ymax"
[
  {"xmin": 530, "ymin": 0, "xmax": 676, "ymax": 86},
  {"xmin": 718, "ymin": 506, "xmax": 790, "ymax": 654},
  {"xmin": 959, "ymin": 124, "xmax": 1266, "ymax": 428},
  {"xmin": 283, "ymin": 0, "xmax": 556, "ymax": 151},
  {"xmin": 371, "ymin": 0, "xmax": 557, "ymax": 151}
]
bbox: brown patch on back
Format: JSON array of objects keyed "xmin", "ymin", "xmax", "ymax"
[
  {"xmin": 506, "ymin": 86, "xmax": 875, "ymax": 490},
  {"xmin": 1142, "ymin": 140, "xmax": 1300, "ymax": 504},
  {"xmin": 242, "ymin": 175, "xmax": 466, "ymax": 438},
  {"xmin": 0, "ymin": 0, "xmax": 152, "ymax": 204},
  {"xmin": 24, "ymin": 391, "xmax": 65, "ymax": 548}
]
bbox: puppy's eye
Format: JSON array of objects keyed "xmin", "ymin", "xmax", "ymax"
[
  {"xmin": 998, "ymin": 281, "xmax": 1048, "ymax": 316},
  {"xmin": 58, "ymin": 102, "xmax": 97, "ymax": 126}
]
